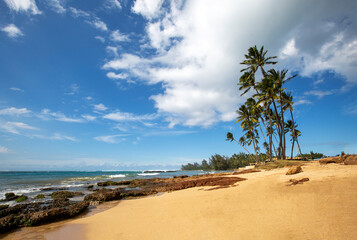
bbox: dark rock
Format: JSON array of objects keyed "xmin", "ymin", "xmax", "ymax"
[
  {"xmin": 4, "ymin": 193, "xmax": 18, "ymax": 201},
  {"xmin": 286, "ymin": 166, "xmax": 303, "ymax": 175},
  {"xmin": 41, "ymin": 187, "xmax": 69, "ymax": 191},
  {"xmin": 86, "ymin": 185, "xmax": 94, "ymax": 189},
  {"xmin": 50, "ymin": 191, "xmax": 84, "ymax": 199},
  {"xmin": 319, "ymin": 157, "xmax": 343, "ymax": 164},
  {"xmin": 0, "ymin": 214, "xmax": 17, "ymax": 233},
  {"xmin": 97, "ymin": 180, "xmax": 131, "ymax": 186},
  {"xmin": 173, "ymin": 175, "xmax": 189, "ymax": 179},
  {"xmin": 0, "ymin": 205, "xmax": 9, "ymax": 211},
  {"xmin": 84, "ymin": 189, "xmax": 121, "ymax": 202}
]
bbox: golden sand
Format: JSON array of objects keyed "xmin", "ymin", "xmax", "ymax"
[{"xmin": 6, "ymin": 162, "xmax": 357, "ymax": 240}]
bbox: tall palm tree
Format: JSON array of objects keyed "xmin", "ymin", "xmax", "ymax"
[
  {"xmin": 285, "ymin": 120, "xmax": 301, "ymax": 159},
  {"xmin": 226, "ymin": 132, "xmax": 251, "ymax": 155},
  {"xmin": 241, "ymin": 45, "xmax": 278, "ymax": 77},
  {"xmin": 281, "ymin": 91, "xmax": 302, "ymax": 156}
]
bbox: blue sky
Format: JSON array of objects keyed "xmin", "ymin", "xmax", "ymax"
[{"xmin": 0, "ymin": 0, "xmax": 356, "ymax": 170}]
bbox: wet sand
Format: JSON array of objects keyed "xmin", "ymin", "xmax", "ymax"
[{"xmin": 4, "ymin": 162, "xmax": 357, "ymax": 240}]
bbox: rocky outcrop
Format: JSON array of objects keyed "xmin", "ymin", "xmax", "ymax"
[
  {"xmin": 0, "ymin": 201, "xmax": 89, "ymax": 233},
  {"xmin": 344, "ymin": 155, "xmax": 357, "ymax": 165},
  {"xmin": 286, "ymin": 166, "xmax": 302, "ymax": 175},
  {"xmin": 319, "ymin": 157, "xmax": 342, "ymax": 164},
  {"xmin": 97, "ymin": 180, "xmax": 132, "ymax": 186},
  {"xmin": 84, "ymin": 189, "xmax": 122, "ymax": 202},
  {"xmin": 50, "ymin": 191, "xmax": 84, "ymax": 199}
]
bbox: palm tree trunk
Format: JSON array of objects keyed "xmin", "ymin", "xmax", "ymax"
[
  {"xmin": 291, "ymin": 139, "xmax": 295, "ymax": 160},
  {"xmin": 280, "ymin": 92, "xmax": 286, "ymax": 159},
  {"xmin": 271, "ymin": 99, "xmax": 283, "ymax": 159},
  {"xmin": 296, "ymin": 139, "xmax": 302, "ymax": 156},
  {"xmin": 234, "ymin": 139, "xmax": 251, "ymax": 155},
  {"xmin": 289, "ymin": 108, "xmax": 298, "ymax": 158},
  {"xmin": 252, "ymin": 138, "xmax": 259, "ymax": 162}
]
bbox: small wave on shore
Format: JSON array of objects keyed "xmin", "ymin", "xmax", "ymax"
[{"xmin": 138, "ymin": 173, "xmax": 160, "ymax": 176}]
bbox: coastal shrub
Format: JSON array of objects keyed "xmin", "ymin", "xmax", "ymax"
[
  {"xmin": 15, "ymin": 195, "xmax": 28, "ymax": 202},
  {"xmin": 35, "ymin": 194, "xmax": 45, "ymax": 199}
]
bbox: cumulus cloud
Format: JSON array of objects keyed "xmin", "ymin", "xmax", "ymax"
[
  {"xmin": 95, "ymin": 36, "xmax": 105, "ymax": 43},
  {"xmin": 69, "ymin": 7, "xmax": 90, "ymax": 18},
  {"xmin": 132, "ymin": 0, "xmax": 164, "ymax": 19},
  {"xmin": 101, "ymin": 0, "xmax": 357, "ymax": 128},
  {"xmin": 1, "ymin": 24, "xmax": 23, "ymax": 38},
  {"xmin": 0, "ymin": 107, "xmax": 30, "ymax": 115},
  {"xmin": 3, "ymin": 0, "xmax": 41, "ymax": 14}
]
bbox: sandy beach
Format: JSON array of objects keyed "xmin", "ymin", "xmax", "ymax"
[{"xmin": 5, "ymin": 161, "xmax": 357, "ymax": 240}]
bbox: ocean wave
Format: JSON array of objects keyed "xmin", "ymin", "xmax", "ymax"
[
  {"xmin": 107, "ymin": 174, "xmax": 126, "ymax": 178},
  {"xmin": 137, "ymin": 173, "xmax": 160, "ymax": 176}
]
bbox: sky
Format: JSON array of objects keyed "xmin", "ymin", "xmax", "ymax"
[{"xmin": 0, "ymin": 0, "xmax": 357, "ymax": 171}]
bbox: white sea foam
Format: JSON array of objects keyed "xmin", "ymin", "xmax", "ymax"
[
  {"xmin": 107, "ymin": 174, "xmax": 126, "ymax": 178},
  {"xmin": 138, "ymin": 173, "xmax": 160, "ymax": 176}
]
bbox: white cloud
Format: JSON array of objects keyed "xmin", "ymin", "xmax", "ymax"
[
  {"xmin": 106, "ymin": 72, "xmax": 129, "ymax": 81},
  {"xmin": 313, "ymin": 79, "xmax": 324, "ymax": 85},
  {"xmin": 47, "ymin": 0, "xmax": 66, "ymax": 14},
  {"xmin": 69, "ymin": 7, "xmax": 90, "ymax": 18},
  {"xmin": 93, "ymin": 103, "xmax": 108, "ymax": 111},
  {"xmin": 304, "ymin": 90, "xmax": 333, "ymax": 99},
  {"xmin": 101, "ymin": 0, "xmax": 357, "ymax": 127},
  {"xmin": 103, "ymin": 111, "xmax": 157, "ymax": 122},
  {"xmin": 110, "ymin": 30, "xmax": 130, "ymax": 42},
  {"xmin": 95, "ymin": 36, "xmax": 105, "ymax": 43},
  {"xmin": 0, "ymin": 145, "xmax": 11, "ymax": 153},
  {"xmin": 105, "ymin": 0, "xmax": 121, "ymax": 10},
  {"xmin": 91, "ymin": 18, "xmax": 108, "ymax": 31},
  {"xmin": 33, "ymin": 133, "xmax": 77, "ymax": 141},
  {"xmin": 106, "ymin": 46, "xmax": 118, "ymax": 57},
  {"xmin": 280, "ymin": 38, "xmax": 298, "ymax": 58},
  {"xmin": 1, "ymin": 24, "xmax": 23, "ymax": 38},
  {"xmin": 10, "ymin": 87, "xmax": 24, "ymax": 92},
  {"xmin": 94, "ymin": 134, "xmax": 127, "ymax": 143},
  {"xmin": 295, "ymin": 99, "xmax": 313, "ymax": 106},
  {"xmin": 1, "ymin": 121, "xmax": 37, "ymax": 134},
  {"xmin": 0, "ymin": 107, "xmax": 30, "ymax": 115},
  {"xmin": 4, "ymin": 0, "xmax": 41, "ymax": 14},
  {"xmin": 82, "ymin": 114, "xmax": 97, "ymax": 121},
  {"xmin": 132, "ymin": 0, "xmax": 164, "ymax": 19},
  {"xmin": 40, "ymin": 109, "xmax": 84, "ymax": 123}
]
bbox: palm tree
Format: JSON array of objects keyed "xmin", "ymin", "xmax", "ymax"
[
  {"xmin": 281, "ymin": 91, "xmax": 302, "ymax": 156},
  {"xmin": 241, "ymin": 45, "xmax": 278, "ymax": 77},
  {"xmin": 285, "ymin": 120, "xmax": 301, "ymax": 159},
  {"xmin": 226, "ymin": 132, "xmax": 251, "ymax": 155}
]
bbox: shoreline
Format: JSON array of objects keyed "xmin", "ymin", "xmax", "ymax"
[{"xmin": 4, "ymin": 161, "xmax": 357, "ymax": 239}]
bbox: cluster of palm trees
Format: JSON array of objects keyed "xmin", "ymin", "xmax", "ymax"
[{"xmin": 227, "ymin": 46, "xmax": 302, "ymax": 161}]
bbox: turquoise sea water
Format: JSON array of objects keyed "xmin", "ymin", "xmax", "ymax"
[{"xmin": 0, "ymin": 170, "xmax": 218, "ymax": 204}]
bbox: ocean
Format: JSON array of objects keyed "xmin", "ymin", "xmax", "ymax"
[{"xmin": 0, "ymin": 170, "xmax": 217, "ymax": 205}]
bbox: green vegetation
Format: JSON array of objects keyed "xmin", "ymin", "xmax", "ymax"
[
  {"xmin": 181, "ymin": 153, "xmax": 267, "ymax": 170},
  {"xmin": 227, "ymin": 46, "xmax": 303, "ymax": 161},
  {"xmin": 35, "ymin": 194, "xmax": 45, "ymax": 199},
  {"xmin": 15, "ymin": 195, "xmax": 28, "ymax": 202},
  {"xmin": 298, "ymin": 151, "xmax": 325, "ymax": 160},
  {"xmin": 255, "ymin": 160, "xmax": 306, "ymax": 170}
]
